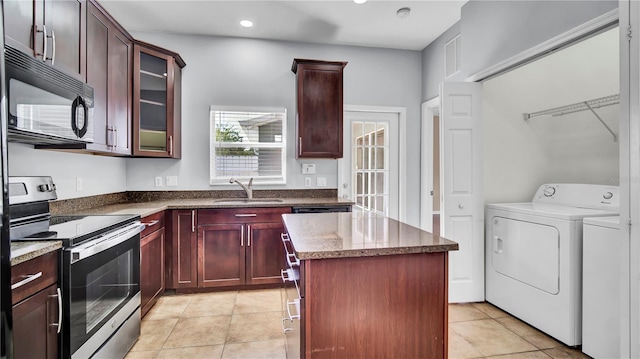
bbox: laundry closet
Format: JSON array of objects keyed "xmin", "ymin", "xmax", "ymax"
[
  {"xmin": 483, "ymin": 26, "xmax": 619, "ymax": 203},
  {"xmin": 481, "ymin": 26, "xmax": 622, "ymax": 355}
]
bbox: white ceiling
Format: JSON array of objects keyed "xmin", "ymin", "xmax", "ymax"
[{"xmin": 98, "ymin": 0, "xmax": 466, "ymax": 51}]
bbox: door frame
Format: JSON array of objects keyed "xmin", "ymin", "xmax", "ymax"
[
  {"xmin": 340, "ymin": 105, "xmax": 407, "ymax": 222},
  {"xmin": 420, "ymin": 97, "xmax": 440, "ymax": 232}
]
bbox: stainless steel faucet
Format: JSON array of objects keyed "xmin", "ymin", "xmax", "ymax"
[{"xmin": 229, "ymin": 178, "xmax": 253, "ymax": 199}]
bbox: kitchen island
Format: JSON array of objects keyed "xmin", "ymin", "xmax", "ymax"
[{"xmin": 281, "ymin": 211, "xmax": 458, "ymax": 359}]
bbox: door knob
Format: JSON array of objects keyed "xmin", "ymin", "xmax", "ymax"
[
  {"xmin": 343, "ymin": 183, "xmax": 348, "ymax": 188},
  {"xmin": 458, "ymin": 204, "xmax": 464, "ymax": 209}
]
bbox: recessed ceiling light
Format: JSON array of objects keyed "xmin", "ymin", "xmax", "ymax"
[
  {"xmin": 354, "ymin": 0, "xmax": 367, "ymax": 4},
  {"xmin": 240, "ymin": 20, "xmax": 254, "ymax": 28},
  {"xmin": 396, "ymin": 7, "xmax": 411, "ymax": 18}
]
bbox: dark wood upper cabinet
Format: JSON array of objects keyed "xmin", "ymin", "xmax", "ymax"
[
  {"xmin": 4, "ymin": 0, "xmax": 86, "ymax": 80},
  {"xmin": 86, "ymin": 0, "xmax": 132, "ymax": 155},
  {"xmin": 292, "ymin": 58, "xmax": 347, "ymax": 159},
  {"xmin": 132, "ymin": 42, "xmax": 185, "ymax": 158}
]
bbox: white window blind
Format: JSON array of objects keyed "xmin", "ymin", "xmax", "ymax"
[{"xmin": 210, "ymin": 106, "xmax": 287, "ymax": 184}]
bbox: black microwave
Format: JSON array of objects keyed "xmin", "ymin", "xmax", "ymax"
[{"xmin": 4, "ymin": 45, "xmax": 94, "ymax": 145}]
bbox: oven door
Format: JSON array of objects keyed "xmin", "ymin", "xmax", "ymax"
[{"xmin": 62, "ymin": 225, "xmax": 141, "ymax": 358}]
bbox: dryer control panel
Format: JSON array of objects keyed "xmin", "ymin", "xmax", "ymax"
[{"xmin": 533, "ymin": 183, "xmax": 619, "ymax": 211}]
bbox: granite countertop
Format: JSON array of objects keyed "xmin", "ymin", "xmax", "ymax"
[
  {"xmin": 69, "ymin": 197, "xmax": 354, "ymax": 217},
  {"xmin": 282, "ymin": 211, "xmax": 459, "ymax": 260},
  {"xmin": 10, "ymin": 241, "xmax": 62, "ymax": 266}
]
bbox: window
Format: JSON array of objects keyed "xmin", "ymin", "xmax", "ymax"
[{"xmin": 210, "ymin": 106, "xmax": 286, "ymax": 184}]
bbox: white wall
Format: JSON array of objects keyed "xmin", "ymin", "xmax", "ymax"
[
  {"xmin": 483, "ymin": 27, "xmax": 619, "ymax": 203},
  {"xmin": 126, "ymin": 32, "xmax": 424, "ymax": 225},
  {"xmin": 8, "ymin": 143, "xmax": 127, "ymax": 199},
  {"xmin": 421, "ymin": 1, "xmax": 618, "ymax": 100}
]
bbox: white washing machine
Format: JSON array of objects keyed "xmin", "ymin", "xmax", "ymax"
[
  {"xmin": 485, "ymin": 184, "xmax": 619, "ymax": 346},
  {"xmin": 582, "ymin": 216, "xmax": 622, "ymax": 358}
]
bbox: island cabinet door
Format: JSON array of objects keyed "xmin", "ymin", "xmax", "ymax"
[
  {"xmin": 303, "ymin": 252, "xmax": 447, "ymax": 359},
  {"xmin": 246, "ymin": 222, "xmax": 287, "ymax": 285},
  {"xmin": 198, "ymin": 224, "xmax": 246, "ymax": 287}
]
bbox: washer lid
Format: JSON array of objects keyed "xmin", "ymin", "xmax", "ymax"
[
  {"xmin": 583, "ymin": 215, "xmax": 620, "ymax": 229},
  {"xmin": 486, "ymin": 202, "xmax": 619, "ymax": 221}
]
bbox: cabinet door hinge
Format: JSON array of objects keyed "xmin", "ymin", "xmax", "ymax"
[
  {"xmin": 628, "ymin": 218, "xmax": 632, "ymax": 233},
  {"xmin": 628, "ymin": 25, "xmax": 633, "ymax": 41}
]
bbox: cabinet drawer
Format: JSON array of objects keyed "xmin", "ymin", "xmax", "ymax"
[
  {"xmin": 11, "ymin": 250, "xmax": 59, "ymax": 305},
  {"xmin": 141, "ymin": 211, "xmax": 165, "ymax": 237},
  {"xmin": 198, "ymin": 207, "xmax": 291, "ymax": 224}
]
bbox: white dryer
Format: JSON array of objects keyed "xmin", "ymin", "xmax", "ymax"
[{"xmin": 485, "ymin": 184, "xmax": 619, "ymax": 346}]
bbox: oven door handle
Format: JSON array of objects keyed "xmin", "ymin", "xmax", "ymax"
[{"xmin": 68, "ymin": 222, "xmax": 143, "ymax": 263}]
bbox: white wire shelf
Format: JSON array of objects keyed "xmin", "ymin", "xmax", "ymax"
[{"xmin": 523, "ymin": 94, "xmax": 619, "ymax": 142}]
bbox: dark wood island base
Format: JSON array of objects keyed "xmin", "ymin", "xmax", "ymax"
[
  {"xmin": 281, "ymin": 211, "xmax": 457, "ymax": 359},
  {"xmin": 303, "ymin": 252, "xmax": 448, "ymax": 358}
]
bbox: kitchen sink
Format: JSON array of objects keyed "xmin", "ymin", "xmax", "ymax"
[{"xmin": 213, "ymin": 198, "xmax": 285, "ymax": 204}]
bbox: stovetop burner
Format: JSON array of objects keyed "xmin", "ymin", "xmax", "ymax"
[{"xmin": 11, "ymin": 214, "xmax": 140, "ymax": 246}]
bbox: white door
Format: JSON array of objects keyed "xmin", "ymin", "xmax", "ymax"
[
  {"xmin": 340, "ymin": 111, "xmax": 399, "ymax": 219},
  {"xmin": 441, "ymin": 82, "xmax": 484, "ymax": 303}
]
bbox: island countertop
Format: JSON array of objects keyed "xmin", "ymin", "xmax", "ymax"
[{"xmin": 282, "ymin": 211, "xmax": 458, "ymax": 260}]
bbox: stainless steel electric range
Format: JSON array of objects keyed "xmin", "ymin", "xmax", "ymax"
[{"xmin": 9, "ymin": 176, "xmax": 142, "ymax": 359}]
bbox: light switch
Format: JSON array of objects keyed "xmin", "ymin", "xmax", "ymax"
[
  {"xmin": 76, "ymin": 177, "xmax": 83, "ymax": 191},
  {"xmin": 317, "ymin": 177, "xmax": 327, "ymax": 187},
  {"xmin": 155, "ymin": 177, "xmax": 163, "ymax": 187},
  {"xmin": 305, "ymin": 177, "xmax": 312, "ymax": 187},
  {"xmin": 302, "ymin": 164, "xmax": 316, "ymax": 174}
]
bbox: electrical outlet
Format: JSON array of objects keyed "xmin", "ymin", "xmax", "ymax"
[
  {"xmin": 155, "ymin": 177, "xmax": 163, "ymax": 187},
  {"xmin": 166, "ymin": 176, "xmax": 178, "ymax": 187},
  {"xmin": 304, "ymin": 177, "xmax": 312, "ymax": 187},
  {"xmin": 317, "ymin": 177, "xmax": 327, "ymax": 187},
  {"xmin": 76, "ymin": 177, "xmax": 83, "ymax": 191},
  {"xmin": 302, "ymin": 164, "xmax": 316, "ymax": 174}
]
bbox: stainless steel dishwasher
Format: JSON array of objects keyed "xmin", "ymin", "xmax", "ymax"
[{"xmin": 291, "ymin": 205, "xmax": 351, "ymax": 214}]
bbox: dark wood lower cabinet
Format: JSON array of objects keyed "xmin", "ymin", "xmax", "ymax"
[
  {"xmin": 199, "ymin": 224, "xmax": 245, "ymax": 287},
  {"xmin": 167, "ymin": 208, "xmax": 290, "ymax": 290},
  {"xmin": 13, "ymin": 284, "xmax": 59, "ymax": 359},
  {"xmin": 167, "ymin": 210, "xmax": 198, "ymax": 289},
  {"xmin": 140, "ymin": 227, "xmax": 165, "ymax": 317},
  {"xmin": 247, "ymin": 222, "xmax": 287, "ymax": 285}
]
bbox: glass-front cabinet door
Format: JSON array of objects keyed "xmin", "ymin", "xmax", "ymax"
[{"xmin": 132, "ymin": 42, "xmax": 184, "ymax": 158}]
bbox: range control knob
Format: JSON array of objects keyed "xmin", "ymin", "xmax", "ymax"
[
  {"xmin": 543, "ymin": 187, "xmax": 556, "ymax": 197},
  {"xmin": 603, "ymin": 192, "xmax": 614, "ymax": 200}
]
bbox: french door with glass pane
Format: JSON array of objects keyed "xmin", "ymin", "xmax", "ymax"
[{"xmin": 340, "ymin": 111, "xmax": 399, "ymax": 219}]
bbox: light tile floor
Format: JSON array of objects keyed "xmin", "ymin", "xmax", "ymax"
[{"xmin": 125, "ymin": 289, "xmax": 589, "ymax": 359}]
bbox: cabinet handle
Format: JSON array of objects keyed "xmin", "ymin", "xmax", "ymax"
[
  {"xmin": 191, "ymin": 210, "xmax": 195, "ymax": 232},
  {"xmin": 49, "ymin": 288, "xmax": 62, "ymax": 334},
  {"xmin": 287, "ymin": 299, "xmax": 300, "ymax": 320},
  {"xmin": 11, "ymin": 272, "xmax": 42, "ymax": 290},
  {"xmin": 234, "ymin": 214, "xmax": 257, "ymax": 218},
  {"xmin": 169, "ymin": 135, "xmax": 173, "ymax": 156},
  {"xmin": 36, "ymin": 25, "xmax": 48, "ymax": 62},
  {"xmin": 299, "ymin": 137, "xmax": 302, "ymax": 156},
  {"xmin": 142, "ymin": 219, "xmax": 160, "ymax": 227},
  {"xmin": 281, "ymin": 317, "xmax": 293, "ymax": 334},
  {"xmin": 247, "ymin": 225, "xmax": 251, "ymax": 247},
  {"xmin": 49, "ymin": 29, "xmax": 56, "ymax": 65},
  {"xmin": 106, "ymin": 127, "xmax": 114, "ymax": 148},
  {"xmin": 241, "ymin": 226, "xmax": 244, "ymax": 247}
]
